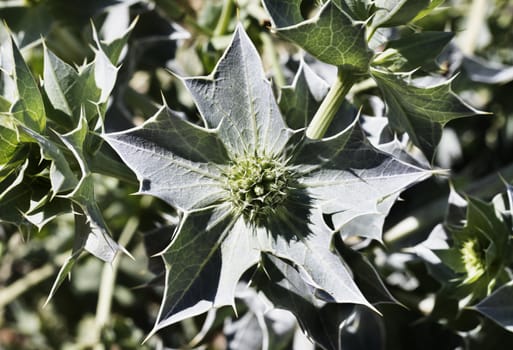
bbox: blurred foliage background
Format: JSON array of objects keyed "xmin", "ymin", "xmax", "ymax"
[{"xmin": 0, "ymin": 0, "xmax": 513, "ymax": 349}]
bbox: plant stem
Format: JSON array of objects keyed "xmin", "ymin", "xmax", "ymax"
[
  {"xmin": 214, "ymin": 0, "xmax": 234, "ymax": 37},
  {"xmin": 305, "ymin": 69, "xmax": 356, "ymax": 139},
  {"xmin": 260, "ymin": 32, "xmax": 285, "ymax": 88},
  {"xmin": 92, "ymin": 216, "xmax": 139, "ymax": 349}
]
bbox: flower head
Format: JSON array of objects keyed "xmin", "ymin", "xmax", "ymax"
[{"xmin": 105, "ymin": 24, "xmax": 431, "ymax": 335}]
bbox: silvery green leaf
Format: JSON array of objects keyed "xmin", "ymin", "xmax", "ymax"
[
  {"xmin": 69, "ymin": 175, "xmax": 124, "ymax": 263},
  {"xmin": 43, "ymin": 18, "xmax": 133, "ymax": 124},
  {"xmin": 332, "ymin": 0, "xmax": 374, "ymax": 21},
  {"xmin": 0, "ymin": 26, "xmax": 46, "ymax": 133},
  {"xmin": 105, "ymin": 106, "xmax": 230, "ymax": 212},
  {"xmin": 43, "ymin": 47, "xmax": 100, "ymax": 124},
  {"xmin": 20, "ymin": 126, "xmax": 78, "ymax": 194},
  {"xmin": 262, "ymin": 1, "xmax": 372, "ymax": 71},
  {"xmin": 149, "ymin": 205, "xmax": 260, "ymax": 335},
  {"xmin": 295, "ymin": 120, "xmax": 432, "ymax": 239},
  {"xmin": 256, "ymin": 254, "xmax": 356, "ymax": 350},
  {"xmin": 370, "ymin": 68, "xmax": 485, "ymax": 160},
  {"xmin": 43, "ymin": 44, "xmax": 80, "ymax": 119},
  {"xmin": 97, "ymin": 8, "xmax": 135, "ymax": 64},
  {"xmin": 44, "ymin": 249, "xmax": 83, "ymax": 306},
  {"xmin": 57, "ymin": 115, "xmax": 125, "ymax": 263},
  {"xmin": 256, "ymin": 207, "xmax": 373, "ymax": 308},
  {"xmin": 24, "ymin": 192, "xmax": 70, "ymax": 230},
  {"xmin": 0, "ymin": 124, "xmax": 19, "ymax": 166},
  {"xmin": 0, "ymin": 158, "xmax": 30, "ymax": 225},
  {"xmin": 183, "ymin": 24, "xmax": 292, "ymax": 156},
  {"xmin": 335, "ymin": 237, "xmax": 397, "ymax": 304}
]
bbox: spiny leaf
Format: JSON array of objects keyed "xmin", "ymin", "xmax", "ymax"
[
  {"xmin": 0, "ymin": 124, "xmax": 19, "ymax": 166},
  {"xmin": 150, "ymin": 206, "xmax": 260, "ymax": 335},
  {"xmin": 255, "ymin": 207, "xmax": 374, "ymax": 308},
  {"xmin": 43, "ymin": 44, "xmax": 79, "ymax": 118},
  {"xmin": 1, "ymin": 29, "xmax": 46, "ymax": 133},
  {"xmin": 183, "ymin": 24, "xmax": 292, "ymax": 156},
  {"xmin": 43, "ymin": 46, "xmax": 100, "ymax": 124},
  {"xmin": 59, "ymin": 115, "xmax": 125, "ymax": 263},
  {"xmin": 262, "ymin": 0, "xmax": 372, "ymax": 71},
  {"xmin": 20, "ymin": 126, "xmax": 78, "ymax": 194},
  {"xmin": 224, "ymin": 286, "xmax": 297, "ymax": 350},
  {"xmin": 370, "ymin": 68, "xmax": 486, "ymax": 160},
  {"xmin": 24, "ymin": 194, "xmax": 70, "ymax": 230},
  {"xmin": 335, "ymin": 237, "xmax": 397, "ymax": 304},
  {"xmin": 105, "ymin": 106, "xmax": 230, "ymax": 212},
  {"xmin": 332, "ymin": 0, "xmax": 374, "ymax": 21},
  {"xmin": 294, "ymin": 121, "xmax": 432, "ymax": 238},
  {"xmin": 256, "ymin": 254, "xmax": 356, "ymax": 350},
  {"xmin": 42, "ymin": 19, "xmax": 133, "ymax": 125},
  {"xmin": 0, "ymin": 159, "xmax": 31, "ymax": 225},
  {"xmin": 93, "ymin": 17, "xmax": 137, "ymax": 65}
]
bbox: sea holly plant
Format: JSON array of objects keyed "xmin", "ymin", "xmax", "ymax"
[
  {"xmin": 105, "ymin": 24, "xmax": 433, "ymax": 339},
  {"xmin": 262, "ymin": 0, "xmax": 486, "ymax": 160}
]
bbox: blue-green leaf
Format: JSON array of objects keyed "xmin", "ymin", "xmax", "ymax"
[
  {"xmin": 150, "ymin": 205, "xmax": 260, "ymax": 335},
  {"xmin": 263, "ymin": 0, "xmax": 372, "ymax": 71},
  {"xmin": 0, "ymin": 26, "xmax": 46, "ymax": 132},
  {"xmin": 370, "ymin": 68, "xmax": 486, "ymax": 160}
]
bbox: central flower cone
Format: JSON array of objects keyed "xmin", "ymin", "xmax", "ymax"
[{"xmin": 225, "ymin": 154, "xmax": 291, "ymax": 222}]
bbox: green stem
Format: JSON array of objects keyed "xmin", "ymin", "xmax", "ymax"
[
  {"xmin": 306, "ymin": 69, "xmax": 356, "ymax": 139},
  {"xmin": 92, "ymin": 217, "xmax": 139, "ymax": 349},
  {"xmin": 213, "ymin": 0, "xmax": 234, "ymax": 37},
  {"xmin": 260, "ymin": 32, "xmax": 285, "ymax": 88}
]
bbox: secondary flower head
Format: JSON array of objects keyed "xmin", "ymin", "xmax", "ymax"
[
  {"xmin": 105, "ymin": 24, "xmax": 431, "ymax": 335},
  {"xmin": 418, "ymin": 189, "xmax": 513, "ymax": 304}
]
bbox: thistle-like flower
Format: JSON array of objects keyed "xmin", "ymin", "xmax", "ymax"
[{"xmin": 105, "ymin": 25, "xmax": 430, "ymax": 335}]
